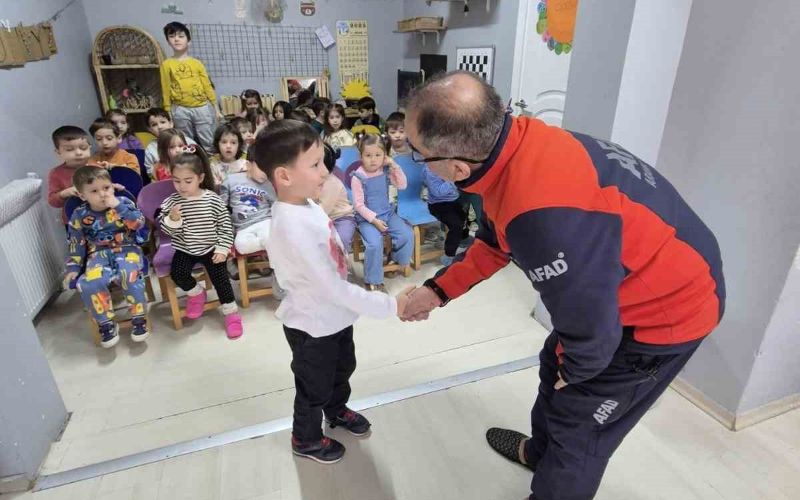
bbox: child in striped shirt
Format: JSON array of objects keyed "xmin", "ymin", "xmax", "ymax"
[{"xmin": 158, "ymin": 146, "xmax": 244, "ymax": 339}]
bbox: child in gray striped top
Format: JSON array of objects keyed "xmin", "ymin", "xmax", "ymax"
[{"xmin": 159, "ymin": 146, "xmax": 244, "ymax": 339}]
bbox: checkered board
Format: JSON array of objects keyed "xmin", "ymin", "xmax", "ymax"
[{"xmin": 456, "ymin": 47, "xmax": 494, "ymax": 84}]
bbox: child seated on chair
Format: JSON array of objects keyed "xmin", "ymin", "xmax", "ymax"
[
  {"xmin": 351, "ymin": 134, "xmax": 413, "ymax": 292},
  {"xmin": 353, "ymin": 97, "xmax": 386, "ymax": 132},
  {"xmin": 318, "ymin": 143, "xmax": 356, "ymax": 255},
  {"xmin": 63, "ymin": 166, "xmax": 150, "ymax": 348},
  {"xmin": 272, "ymin": 101, "xmax": 292, "ymax": 122},
  {"xmin": 229, "ymin": 117, "xmax": 256, "ymax": 157},
  {"xmin": 310, "ymin": 98, "xmax": 330, "ymax": 135},
  {"xmin": 254, "ymin": 119, "xmax": 410, "ymax": 464},
  {"xmin": 246, "ymin": 107, "xmax": 270, "ymax": 136},
  {"xmin": 386, "ymin": 112, "xmax": 411, "ymax": 156},
  {"xmin": 48, "ymin": 126, "xmax": 92, "ymax": 223},
  {"xmin": 322, "ymin": 104, "xmax": 356, "ymax": 148},
  {"xmin": 422, "ymin": 164, "xmax": 467, "ymax": 266},
  {"xmin": 158, "ymin": 146, "xmax": 245, "ymax": 340},
  {"xmin": 153, "ymin": 129, "xmax": 192, "ymax": 182},
  {"xmin": 88, "ymin": 119, "xmax": 141, "ymax": 174},
  {"xmin": 210, "ymin": 124, "xmax": 248, "ymax": 185},
  {"xmin": 106, "ymin": 109, "xmax": 144, "ymax": 150},
  {"xmin": 237, "ymin": 89, "xmax": 264, "ymax": 118},
  {"xmin": 144, "ymin": 108, "xmax": 197, "ymax": 181}
]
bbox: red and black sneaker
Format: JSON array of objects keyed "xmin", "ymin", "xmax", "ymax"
[
  {"xmin": 326, "ymin": 408, "xmax": 371, "ymax": 437},
  {"xmin": 291, "ymin": 435, "xmax": 345, "ymax": 464}
]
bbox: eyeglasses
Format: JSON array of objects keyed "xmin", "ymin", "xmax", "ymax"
[{"xmin": 408, "ymin": 141, "xmax": 488, "ymax": 165}]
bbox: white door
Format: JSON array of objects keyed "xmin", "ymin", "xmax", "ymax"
[{"xmin": 510, "ymin": 1, "xmax": 573, "ymax": 126}]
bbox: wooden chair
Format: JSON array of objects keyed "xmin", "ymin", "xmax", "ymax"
[{"xmin": 231, "ymin": 249, "xmax": 274, "ymax": 308}]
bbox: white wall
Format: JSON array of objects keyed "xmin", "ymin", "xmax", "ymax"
[
  {"xmin": 658, "ymin": 0, "xmax": 800, "ymax": 413},
  {"xmin": 401, "ymin": 0, "xmax": 520, "ymax": 101},
  {"xmin": 611, "ymin": 0, "xmax": 692, "ymax": 165},
  {"xmin": 81, "ymin": 0, "xmax": 405, "ymax": 113}
]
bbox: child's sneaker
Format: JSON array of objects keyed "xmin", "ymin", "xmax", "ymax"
[
  {"xmin": 98, "ymin": 322, "xmax": 119, "ymax": 348},
  {"xmin": 291, "ymin": 435, "xmax": 346, "ymax": 464},
  {"xmin": 130, "ymin": 316, "xmax": 150, "ymax": 342},
  {"xmin": 224, "ymin": 312, "xmax": 244, "ymax": 339},
  {"xmin": 185, "ymin": 289, "xmax": 207, "ymax": 319},
  {"xmin": 326, "ymin": 408, "xmax": 371, "ymax": 436},
  {"xmin": 365, "ymin": 283, "xmax": 387, "ymax": 293}
]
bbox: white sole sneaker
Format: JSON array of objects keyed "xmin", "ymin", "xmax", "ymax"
[{"xmin": 100, "ymin": 323, "xmax": 120, "ymax": 348}]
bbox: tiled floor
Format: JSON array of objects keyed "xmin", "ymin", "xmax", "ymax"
[
  {"xmin": 33, "ymin": 262, "xmax": 542, "ymax": 473},
  {"xmin": 8, "ymin": 369, "xmax": 800, "ymax": 500}
]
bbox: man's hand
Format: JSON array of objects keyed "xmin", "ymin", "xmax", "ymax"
[
  {"xmin": 212, "ymin": 252, "xmax": 227, "ymax": 264},
  {"xmin": 400, "ymin": 285, "xmax": 442, "ymax": 321},
  {"xmin": 169, "ymin": 205, "xmax": 182, "ymax": 221},
  {"xmin": 372, "ymin": 219, "xmax": 388, "ymax": 233},
  {"xmin": 63, "ymin": 272, "xmax": 78, "ymax": 289},
  {"xmin": 60, "ymin": 186, "xmax": 79, "ymax": 199},
  {"xmin": 395, "ymin": 286, "xmax": 415, "ymax": 318}
]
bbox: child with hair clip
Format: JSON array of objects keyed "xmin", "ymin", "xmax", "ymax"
[
  {"xmin": 272, "ymin": 101, "xmax": 292, "ymax": 121},
  {"xmin": 106, "ymin": 109, "xmax": 144, "ymax": 150},
  {"xmin": 237, "ymin": 89, "xmax": 263, "ymax": 118},
  {"xmin": 153, "ymin": 129, "xmax": 191, "ymax": 182},
  {"xmin": 254, "ymin": 120, "xmax": 410, "ymax": 464},
  {"xmin": 322, "ymin": 103, "xmax": 356, "ymax": 148},
  {"xmin": 158, "ymin": 146, "xmax": 244, "ymax": 339},
  {"xmin": 210, "ymin": 124, "xmax": 247, "ymax": 185},
  {"xmin": 351, "ymin": 134, "xmax": 413, "ymax": 292}
]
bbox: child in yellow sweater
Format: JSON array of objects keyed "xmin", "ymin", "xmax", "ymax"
[{"xmin": 160, "ymin": 21, "xmax": 223, "ymax": 153}]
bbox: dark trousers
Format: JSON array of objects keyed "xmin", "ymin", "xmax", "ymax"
[
  {"xmin": 170, "ymin": 249, "xmax": 236, "ymax": 304},
  {"xmin": 526, "ymin": 331, "xmax": 701, "ymax": 500},
  {"xmin": 428, "ymin": 201, "xmax": 468, "ymax": 257},
  {"xmin": 284, "ymin": 325, "xmax": 357, "ymax": 443}
]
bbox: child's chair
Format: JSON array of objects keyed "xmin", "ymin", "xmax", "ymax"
[
  {"xmin": 124, "ymin": 149, "xmax": 149, "ymax": 186},
  {"xmin": 64, "ymin": 191, "xmax": 156, "ymax": 345},
  {"xmin": 393, "ymin": 154, "xmax": 443, "ymax": 269},
  {"xmin": 230, "ymin": 247, "xmax": 274, "ymax": 308},
  {"xmin": 336, "ymin": 146, "xmax": 361, "ymax": 173},
  {"xmin": 111, "ymin": 166, "xmax": 143, "ymax": 199},
  {"xmin": 137, "ymin": 180, "xmax": 218, "ymax": 330}
]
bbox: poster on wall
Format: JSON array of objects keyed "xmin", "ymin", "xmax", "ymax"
[
  {"xmin": 456, "ymin": 46, "xmax": 494, "ymax": 84},
  {"xmin": 536, "ymin": 0, "xmax": 578, "ymax": 54},
  {"xmin": 336, "ymin": 20, "xmax": 369, "ymax": 88}
]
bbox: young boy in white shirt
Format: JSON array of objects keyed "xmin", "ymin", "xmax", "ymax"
[{"xmin": 255, "ymin": 120, "xmax": 409, "ymax": 464}]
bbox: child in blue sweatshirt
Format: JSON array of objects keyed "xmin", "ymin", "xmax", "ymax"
[{"xmin": 421, "ymin": 165, "xmax": 468, "ymax": 265}]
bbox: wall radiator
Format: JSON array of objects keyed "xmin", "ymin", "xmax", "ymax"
[{"xmin": 0, "ymin": 178, "xmax": 63, "ymax": 318}]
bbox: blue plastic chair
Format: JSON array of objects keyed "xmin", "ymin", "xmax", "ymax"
[
  {"xmin": 126, "ymin": 149, "xmax": 149, "ymax": 186},
  {"xmin": 336, "ymin": 146, "xmax": 360, "ymax": 172},
  {"xmin": 393, "ymin": 154, "xmax": 442, "ymax": 269},
  {"xmin": 111, "ymin": 167, "xmax": 144, "ymax": 199}
]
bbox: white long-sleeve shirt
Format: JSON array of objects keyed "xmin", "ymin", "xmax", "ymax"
[{"xmin": 266, "ymin": 200, "xmax": 398, "ymax": 337}]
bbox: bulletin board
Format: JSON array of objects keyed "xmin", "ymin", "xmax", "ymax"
[{"xmin": 336, "ymin": 20, "xmax": 369, "ymax": 88}]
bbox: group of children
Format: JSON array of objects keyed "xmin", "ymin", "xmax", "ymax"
[{"xmin": 45, "ymin": 20, "xmax": 476, "ymax": 464}]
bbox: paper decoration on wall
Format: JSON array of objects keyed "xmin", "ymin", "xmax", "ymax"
[
  {"xmin": 456, "ymin": 46, "xmax": 494, "ymax": 84},
  {"xmin": 315, "ymin": 25, "xmax": 335, "ymax": 49},
  {"xmin": 160, "ymin": 3, "xmax": 184, "ymax": 15},
  {"xmin": 264, "ymin": 0, "xmax": 285, "ymax": 23},
  {"xmin": 0, "ymin": 22, "xmax": 58, "ymax": 68},
  {"xmin": 341, "ymin": 79, "xmax": 371, "ymax": 101},
  {"xmin": 336, "ymin": 20, "xmax": 369, "ymax": 89},
  {"xmin": 301, "ymin": 1, "xmax": 316, "ymax": 16},
  {"xmin": 536, "ymin": 0, "xmax": 577, "ymax": 54}
]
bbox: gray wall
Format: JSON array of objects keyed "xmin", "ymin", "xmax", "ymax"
[
  {"xmin": 81, "ymin": 0, "xmax": 404, "ymax": 114},
  {"xmin": 658, "ymin": 0, "xmax": 800, "ymax": 413},
  {"xmin": 401, "ymin": 0, "xmax": 520, "ymax": 102},
  {"xmin": 0, "ymin": 254, "xmax": 67, "ymax": 484},
  {"xmin": 561, "ymin": 0, "xmax": 635, "ymax": 140}
]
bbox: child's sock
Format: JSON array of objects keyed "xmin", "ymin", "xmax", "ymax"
[
  {"xmin": 187, "ymin": 283, "xmax": 204, "ymax": 296},
  {"xmin": 220, "ymin": 301, "xmax": 239, "ymax": 315}
]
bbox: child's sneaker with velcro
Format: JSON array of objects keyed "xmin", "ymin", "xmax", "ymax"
[
  {"xmin": 326, "ymin": 408, "xmax": 371, "ymax": 436},
  {"xmin": 130, "ymin": 316, "xmax": 149, "ymax": 342},
  {"xmin": 291, "ymin": 435, "xmax": 346, "ymax": 464},
  {"xmin": 99, "ymin": 322, "xmax": 119, "ymax": 348}
]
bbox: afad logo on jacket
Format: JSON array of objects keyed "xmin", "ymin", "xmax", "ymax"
[{"xmin": 528, "ymin": 252, "xmax": 568, "ymax": 283}]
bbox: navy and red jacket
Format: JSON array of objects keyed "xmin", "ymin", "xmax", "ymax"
[{"xmin": 432, "ymin": 115, "xmax": 725, "ymax": 385}]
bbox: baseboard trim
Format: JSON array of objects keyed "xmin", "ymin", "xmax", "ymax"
[
  {"xmin": 670, "ymin": 377, "xmax": 800, "ymax": 431},
  {"xmin": 0, "ymin": 474, "xmax": 32, "ymax": 494},
  {"xmin": 670, "ymin": 377, "xmax": 736, "ymax": 430}
]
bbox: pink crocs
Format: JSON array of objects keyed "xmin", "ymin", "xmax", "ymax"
[
  {"xmin": 185, "ymin": 290, "xmax": 207, "ymax": 319},
  {"xmin": 224, "ymin": 313, "xmax": 244, "ymax": 340}
]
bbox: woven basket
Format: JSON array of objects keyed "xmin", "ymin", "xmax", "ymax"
[{"xmin": 93, "ymin": 26, "xmax": 162, "ymax": 65}]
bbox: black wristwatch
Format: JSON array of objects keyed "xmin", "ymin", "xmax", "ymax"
[{"xmin": 423, "ymin": 278, "xmax": 450, "ymax": 307}]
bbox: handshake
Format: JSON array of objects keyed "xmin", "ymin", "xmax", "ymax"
[{"xmin": 395, "ymin": 285, "xmax": 443, "ymax": 321}]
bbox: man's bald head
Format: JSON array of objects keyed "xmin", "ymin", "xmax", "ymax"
[{"xmin": 406, "ymin": 71, "xmax": 505, "ymax": 161}]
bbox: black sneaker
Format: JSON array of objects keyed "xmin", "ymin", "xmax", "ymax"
[
  {"xmin": 486, "ymin": 427, "xmax": 535, "ymax": 471},
  {"xmin": 291, "ymin": 435, "xmax": 346, "ymax": 464},
  {"xmin": 99, "ymin": 322, "xmax": 119, "ymax": 348},
  {"xmin": 131, "ymin": 316, "xmax": 150, "ymax": 342},
  {"xmin": 327, "ymin": 408, "xmax": 371, "ymax": 436}
]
